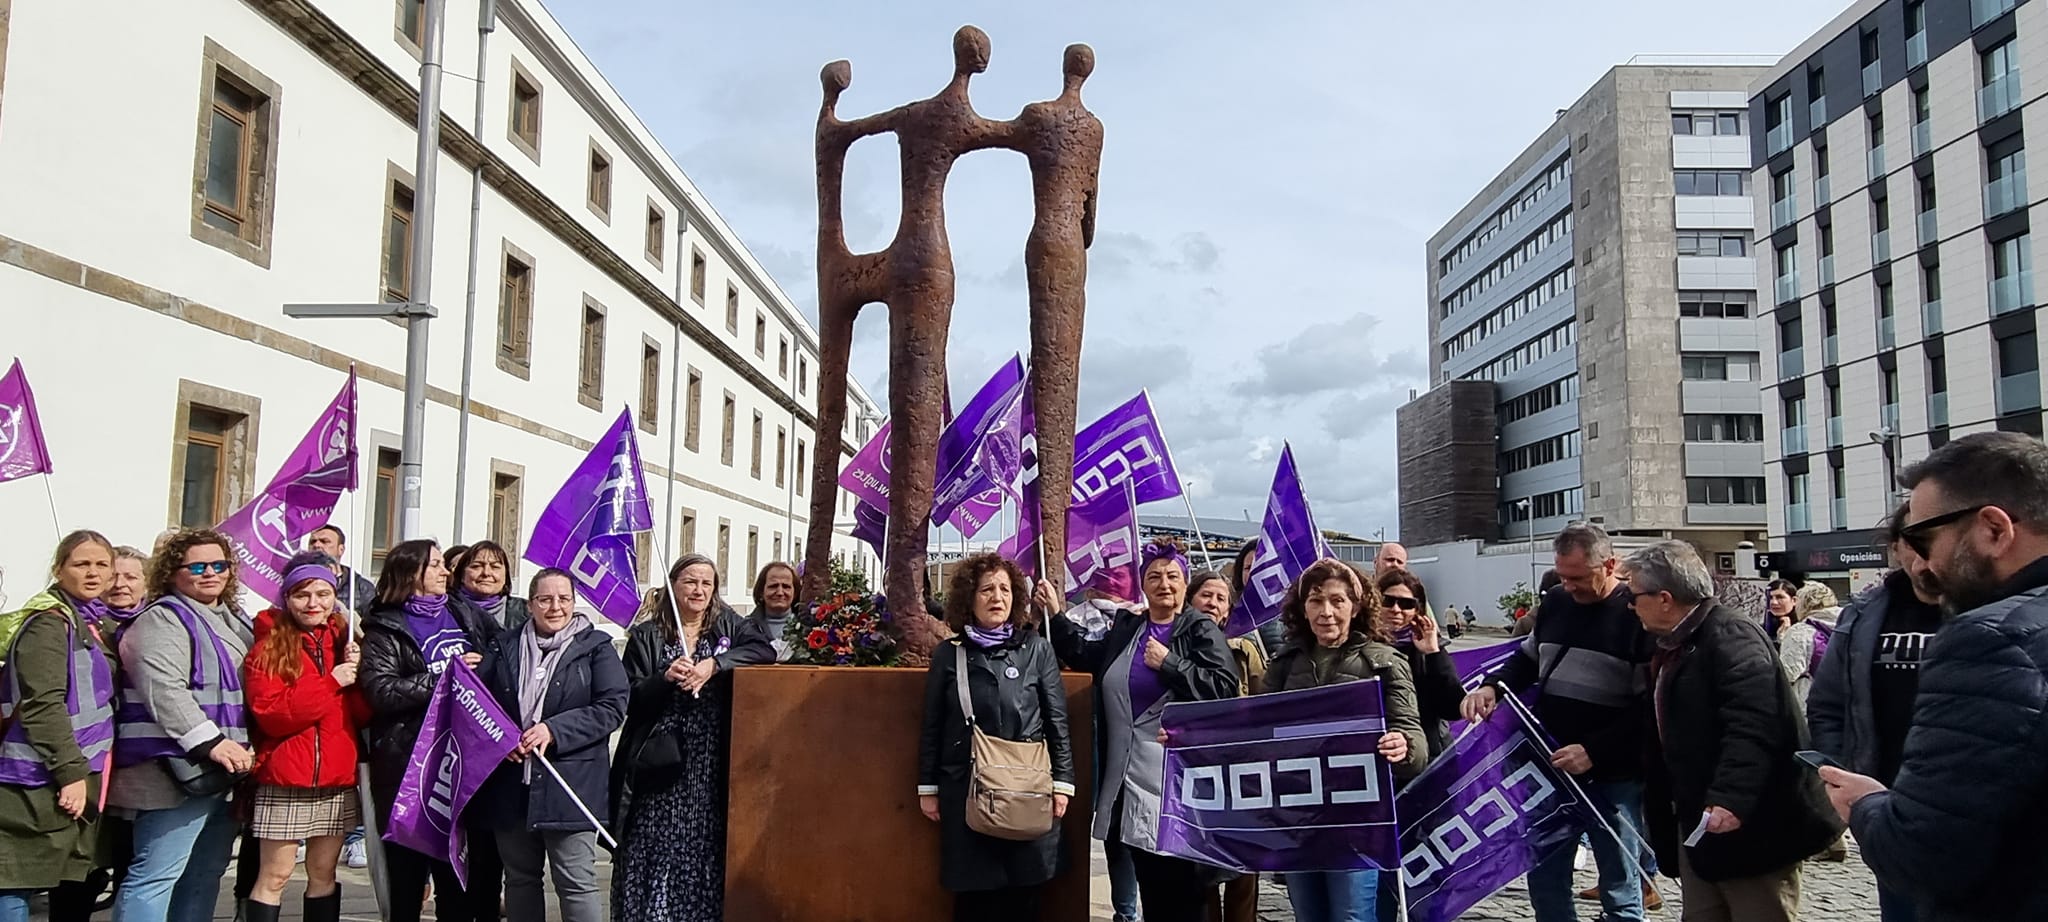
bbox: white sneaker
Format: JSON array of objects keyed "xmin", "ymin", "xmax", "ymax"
[
  {"xmin": 295, "ymin": 842, "xmax": 306, "ymax": 864},
  {"xmin": 344, "ymin": 840, "xmax": 369, "ymax": 869}
]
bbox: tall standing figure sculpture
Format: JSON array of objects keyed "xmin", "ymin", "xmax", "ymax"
[{"xmin": 802, "ymin": 27, "xmax": 1102, "ymax": 664}]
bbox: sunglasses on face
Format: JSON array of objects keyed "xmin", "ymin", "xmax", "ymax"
[
  {"xmin": 1899, "ymin": 505, "xmax": 1990, "ymax": 558},
  {"xmin": 182, "ymin": 561, "xmax": 231, "ymax": 576},
  {"xmin": 1383, "ymin": 596, "xmax": 1420, "ymax": 612}
]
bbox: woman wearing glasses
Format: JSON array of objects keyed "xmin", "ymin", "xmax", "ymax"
[
  {"xmin": 1371, "ymin": 569, "xmax": 1465, "ymax": 767},
  {"xmin": 108, "ymin": 529, "xmax": 256, "ymax": 922}
]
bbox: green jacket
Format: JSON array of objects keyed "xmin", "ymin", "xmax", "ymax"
[
  {"xmin": 0, "ymin": 590, "xmax": 111, "ymax": 888},
  {"xmin": 1266, "ymin": 632, "xmax": 1432, "ymax": 778}
]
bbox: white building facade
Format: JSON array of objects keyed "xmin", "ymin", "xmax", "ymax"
[{"xmin": 0, "ymin": 0, "xmax": 880, "ymax": 608}]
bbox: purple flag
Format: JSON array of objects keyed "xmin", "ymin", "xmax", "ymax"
[
  {"xmin": 217, "ymin": 371, "xmax": 359, "ymax": 603},
  {"xmin": 837, "ymin": 419, "xmax": 893, "ymax": 512},
  {"xmin": 851, "ymin": 497, "xmax": 889, "ymax": 559},
  {"xmin": 0, "ymin": 359, "xmax": 55, "ymax": 483},
  {"xmin": 1158, "ymin": 680, "xmax": 1400, "ymax": 873},
  {"xmin": 1060, "ymin": 485, "xmax": 1138, "ymax": 602},
  {"xmin": 1448, "ymin": 639, "xmax": 1524, "ymax": 691},
  {"xmin": 1228, "ymin": 444, "xmax": 1334, "ymax": 638},
  {"xmin": 525, "ymin": 408, "xmax": 653, "ymax": 626},
  {"xmin": 930, "ymin": 356, "xmax": 1025, "ymax": 536},
  {"xmin": 1002, "ymin": 381, "xmax": 1042, "ymax": 578},
  {"xmin": 383, "ymin": 659, "xmax": 521, "ymax": 886},
  {"xmin": 1396, "ymin": 701, "xmax": 1595, "ymax": 921},
  {"xmin": 1070, "ymin": 391, "xmax": 1182, "ymax": 507}
]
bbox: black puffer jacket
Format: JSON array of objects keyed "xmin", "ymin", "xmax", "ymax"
[
  {"xmin": 1641, "ymin": 603, "xmax": 1841, "ymax": 883},
  {"xmin": 358, "ymin": 598, "xmax": 495, "ymax": 814},
  {"xmin": 1850, "ymin": 559, "xmax": 2048, "ymax": 921},
  {"xmin": 918, "ymin": 632, "xmax": 1075, "ymax": 892}
]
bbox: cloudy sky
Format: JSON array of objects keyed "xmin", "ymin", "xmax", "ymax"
[{"xmin": 547, "ymin": 0, "xmax": 1842, "ymax": 538}]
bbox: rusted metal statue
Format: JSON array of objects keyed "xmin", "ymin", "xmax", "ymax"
[{"xmin": 801, "ymin": 27, "xmax": 1102, "ymax": 663}]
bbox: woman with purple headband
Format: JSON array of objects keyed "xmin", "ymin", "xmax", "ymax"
[{"xmin": 1044, "ymin": 538, "xmax": 1237, "ymax": 922}]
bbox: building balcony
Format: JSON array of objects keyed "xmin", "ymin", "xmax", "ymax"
[
  {"xmin": 1780, "ymin": 346, "xmax": 1806, "ymax": 379},
  {"xmin": 1827, "ymin": 416, "xmax": 1845, "ymax": 448},
  {"xmin": 1982, "ymin": 72, "xmax": 2022, "ymax": 123},
  {"xmin": 1999, "ymin": 371, "xmax": 2043, "ymax": 415},
  {"xmin": 1976, "ymin": 0, "xmax": 2019, "ymax": 28},
  {"xmin": 1824, "ymin": 333, "xmax": 1840, "ymax": 365},
  {"xmin": 1986, "ymin": 169, "xmax": 2026, "ymax": 218},
  {"xmin": 1769, "ymin": 122, "xmax": 1795, "ymax": 156},
  {"xmin": 1788, "ymin": 503, "xmax": 1813, "ymax": 533},
  {"xmin": 1918, "ymin": 209, "xmax": 1937, "ymax": 247},
  {"xmin": 1818, "ymin": 255, "xmax": 1836, "ymax": 287},
  {"xmin": 1913, "ymin": 120, "xmax": 1932, "ymax": 157},
  {"xmin": 1811, "ymin": 98, "xmax": 1828, "ymax": 129},
  {"xmin": 1833, "ymin": 496, "xmax": 1850, "ymax": 530},
  {"xmin": 1863, "ymin": 62, "xmax": 1883, "ymax": 98},
  {"xmin": 1882, "ymin": 403, "xmax": 1901, "ymax": 433},
  {"xmin": 1873, "ymin": 230, "xmax": 1892, "ymax": 265},
  {"xmin": 1993, "ymin": 272, "xmax": 2035, "ymax": 316},
  {"xmin": 1776, "ymin": 272, "xmax": 1801, "ymax": 305},
  {"xmin": 1783, "ymin": 425, "xmax": 1809, "ymax": 456},
  {"xmin": 1908, "ymin": 32, "xmax": 1927, "ymax": 69},
  {"xmin": 1879, "ymin": 315, "xmax": 1897, "ymax": 350},
  {"xmin": 1868, "ymin": 145, "xmax": 1886, "ymax": 180},
  {"xmin": 1772, "ymin": 196, "xmax": 1800, "ymax": 230},
  {"xmin": 1815, "ymin": 175, "xmax": 1831, "ymax": 205},
  {"xmin": 1930, "ymin": 392, "xmax": 1949, "ymax": 428},
  {"xmin": 1924, "ymin": 299, "xmax": 1943, "ymax": 335}
]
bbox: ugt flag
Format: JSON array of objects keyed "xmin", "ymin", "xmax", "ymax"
[
  {"xmin": 837, "ymin": 419, "xmax": 892, "ymax": 512},
  {"xmin": 1157, "ymin": 680, "xmax": 1400, "ymax": 873},
  {"xmin": 1061, "ymin": 484, "xmax": 1138, "ymax": 602},
  {"xmin": 1070, "ymin": 391, "xmax": 1182, "ymax": 507},
  {"xmin": 525, "ymin": 408, "xmax": 652, "ymax": 626},
  {"xmin": 217, "ymin": 371, "xmax": 358, "ymax": 602},
  {"xmin": 851, "ymin": 497, "xmax": 888, "ymax": 560},
  {"xmin": 1396, "ymin": 701, "xmax": 1596, "ymax": 921},
  {"xmin": 0, "ymin": 359, "xmax": 55, "ymax": 483},
  {"xmin": 1228, "ymin": 444, "xmax": 1333, "ymax": 638},
  {"xmin": 384, "ymin": 659, "xmax": 521, "ymax": 886},
  {"xmin": 930, "ymin": 354, "xmax": 1025, "ymax": 537},
  {"xmin": 1000, "ymin": 379, "xmax": 1042, "ymax": 577}
]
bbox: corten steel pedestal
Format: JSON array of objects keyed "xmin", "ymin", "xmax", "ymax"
[{"xmin": 724, "ymin": 666, "xmax": 1096, "ymax": 921}]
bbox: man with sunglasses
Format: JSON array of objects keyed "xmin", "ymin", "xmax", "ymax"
[{"xmin": 1820, "ymin": 432, "xmax": 2048, "ymax": 921}]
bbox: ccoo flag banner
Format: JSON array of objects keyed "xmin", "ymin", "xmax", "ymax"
[
  {"xmin": 1227, "ymin": 444, "xmax": 1333, "ymax": 638},
  {"xmin": 216, "ymin": 371, "xmax": 358, "ymax": 603},
  {"xmin": 930, "ymin": 355, "xmax": 1025, "ymax": 537},
  {"xmin": 384, "ymin": 659, "xmax": 521, "ymax": 886},
  {"xmin": 0, "ymin": 359, "xmax": 54, "ymax": 484},
  {"xmin": 1157, "ymin": 680, "xmax": 1400, "ymax": 874},
  {"xmin": 1070, "ymin": 391, "xmax": 1182, "ymax": 507},
  {"xmin": 1395, "ymin": 701, "xmax": 1595, "ymax": 922},
  {"xmin": 525, "ymin": 408, "xmax": 653, "ymax": 626},
  {"xmin": 1448, "ymin": 638, "xmax": 1524, "ymax": 691}
]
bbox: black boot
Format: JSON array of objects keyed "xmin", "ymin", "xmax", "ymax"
[
  {"xmin": 304, "ymin": 885, "xmax": 343, "ymax": 922},
  {"xmin": 241, "ymin": 900, "xmax": 282, "ymax": 922}
]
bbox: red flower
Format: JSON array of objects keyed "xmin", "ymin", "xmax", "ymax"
[{"xmin": 806, "ymin": 627, "xmax": 829, "ymax": 650}]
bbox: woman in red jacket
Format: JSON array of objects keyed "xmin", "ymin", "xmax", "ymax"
[{"xmin": 240, "ymin": 553, "xmax": 368, "ymax": 922}]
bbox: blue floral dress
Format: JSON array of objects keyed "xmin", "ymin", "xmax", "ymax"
[{"xmin": 612, "ymin": 635, "xmax": 727, "ymax": 922}]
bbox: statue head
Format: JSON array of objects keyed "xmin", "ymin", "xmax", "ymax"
[
  {"xmin": 953, "ymin": 25, "xmax": 991, "ymax": 77},
  {"xmin": 821, "ymin": 60, "xmax": 851, "ymax": 106},
  {"xmin": 1063, "ymin": 44, "xmax": 1095, "ymax": 88}
]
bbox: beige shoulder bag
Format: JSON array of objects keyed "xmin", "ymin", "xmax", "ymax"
[{"xmin": 955, "ymin": 643, "xmax": 1057, "ymax": 841}]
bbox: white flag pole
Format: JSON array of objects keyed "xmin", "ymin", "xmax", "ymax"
[
  {"xmin": 532, "ymin": 751, "xmax": 618, "ymax": 849},
  {"xmin": 1139, "ymin": 388, "xmax": 1212, "ymax": 569},
  {"xmin": 39, "ymin": 476, "xmax": 59, "ymax": 541},
  {"xmin": 1499, "ymin": 690, "xmax": 1656, "ymax": 886}
]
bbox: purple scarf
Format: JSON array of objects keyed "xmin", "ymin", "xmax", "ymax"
[
  {"xmin": 459, "ymin": 586, "xmax": 506, "ymax": 619},
  {"xmin": 65, "ymin": 593, "xmax": 110, "ymax": 626},
  {"xmin": 403, "ymin": 594, "xmax": 472, "ymax": 672},
  {"xmin": 965, "ymin": 623, "xmax": 1013, "ymax": 648}
]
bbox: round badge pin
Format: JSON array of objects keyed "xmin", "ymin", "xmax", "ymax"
[{"xmin": 1004, "ymin": 666, "xmax": 1020, "ymax": 679}]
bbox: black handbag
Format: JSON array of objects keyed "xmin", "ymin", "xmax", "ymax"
[
  {"xmin": 161, "ymin": 753, "xmax": 242, "ymax": 798},
  {"xmin": 631, "ymin": 730, "xmax": 685, "ymax": 790}
]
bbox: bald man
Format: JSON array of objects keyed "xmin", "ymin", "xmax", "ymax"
[{"xmin": 1374, "ymin": 542, "xmax": 1439, "ymax": 627}]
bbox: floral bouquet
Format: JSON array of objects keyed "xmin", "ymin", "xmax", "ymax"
[{"xmin": 783, "ymin": 591, "xmax": 901, "ymax": 667}]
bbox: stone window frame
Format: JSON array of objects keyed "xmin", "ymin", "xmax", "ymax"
[
  {"xmin": 0, "ymin": 0, "xmax": 14, "ymax": 127},
  {"xmin": 716, "ymin": 519, "xmax": 732, "ymax": 587},
  {"xmin": 644, "ymin": 198, "xmax": 666, "ymax": 270},
  {"xmin": 725, "ymin": 283, "xmax": 740, "ymax": 335},
  {"xmin": 721, "ymin": 391, "xmax": 737, "ymax": 466},
  {"xmin": 488, "ymin": 459, "xmax": 525, "ymax": 577},
  {"xmin": 379, "ymin": 161, "xmax": 417, "ymax": 313},
  {"xmin": 496, "ymin": 239, "xmax": 535, "ymax": 379},
  {"xmin": 638, "ymin": 334, "xmax": 662, "ymax": 435},
  {"xmin": 586, "ymin": 139, "xmax": 612, "ymax": 224},
  {"xmin": 690, "ymin": 248, "xmax": 707, "ymax": 304},
  {"xmin": 393, "ymin": 0, "xmax": 425, "ymax": 59},
  {"xmin": 190, "ymin": 39, "xmax": 283, "ymax": 269},
  {"xmin": 750, "ymin": 410, "xmax": 764, "ymax": 479},
  {"xmin": 506, "ymin": 57, "xmax": 543, "ymax": 163},
  {"xmin": 166, "ymin": 380, "xmax": 262, "ymax": 529},
  {"xmin": 684, "ymin": 366, "xmax": 703, "ymax": 452},
  {"xmin": 774, "ymin": 426, "xmax": 787, "ymax": 488},
  {"xmin": 577, "ymin": 294, "xmax": 608, "ymax": 411}
]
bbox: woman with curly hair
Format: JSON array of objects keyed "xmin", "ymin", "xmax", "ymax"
[
  {"xmin": 916, "ymin": 553, "xmax": 1074, "ymax": 922},
  {"xmin": 1045, "ymin": 538, "xmax": 1236, "ymax": 922},
  {"xmin": 1779, "ymin": 581, "xmax": 1841, "ymax": 709},
  {"xmin": 108, "ymin": 528, "xmax": 255, "ymax": 922},
  {"xmin": 1264, "ymin": 559, "xmax": 1429, "ymax": 922}
]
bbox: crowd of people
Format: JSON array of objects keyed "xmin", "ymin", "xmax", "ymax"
[{"xmin": 0, "ymin": 430, "xmax": 2041, "ymax": 922}]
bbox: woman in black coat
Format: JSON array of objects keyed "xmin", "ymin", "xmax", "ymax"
[
  {"xmin": 452, "ymin": 541, "xmax": 531, "ymax": 634},
  {"xmin": 1045, "ymin": 539, "xmax": 1238, "ymax": 922},
  {"xmin": 1371, "ymin": 568, "xmax": 1466, "ymax": 762},
  {"xmin": 918, "ymin": 553, "xmax": 1075, "ymax": 922},
  {"xmin": 609, "ymin": 554, "xmax": 774, "ymax": 922},
  {"xmin": 358, "ymin": 539, "xmax": 495, "ymax": 922},
  {"xmin": 477, "ymin": 568, "xmax": 627, "ymax": 922}
]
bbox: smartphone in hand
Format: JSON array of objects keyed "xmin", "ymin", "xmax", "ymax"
[{"xmin": 1794, "ymin": 749, "xmax": 1843, "ymax": 771}]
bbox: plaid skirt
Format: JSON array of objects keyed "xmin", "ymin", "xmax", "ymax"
[{"xmin": 250, "ymin": 785, "xmax": 361, "ymax": 840}]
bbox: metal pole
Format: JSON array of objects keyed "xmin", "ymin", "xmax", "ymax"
[
  {"xmin": 1176, "ymin": 480, "xmax": 1214, "ymax": 569},
  {"xmin": 664, "ymin": 221, "xmax": 684, "ymax": 572},
  {"xmin": 398, "ymin": 0, "xmax": 447, "ymax": 541},
  {"xmin": 1528, "ymin": 495, "xmax": 1537, "ymax": 589},
  {"xmin": 450, "ymin": 0, "xmax": 495, "ymax": 542}
]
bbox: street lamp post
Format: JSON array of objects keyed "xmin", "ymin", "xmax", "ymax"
[
  {"xmin": 1870, "ymin": 426, "xmax": 1902, "ymax": 508},
  {"xmin": 1517, "ymin": 496, "xmax": 1536, "ymax": 589}
]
